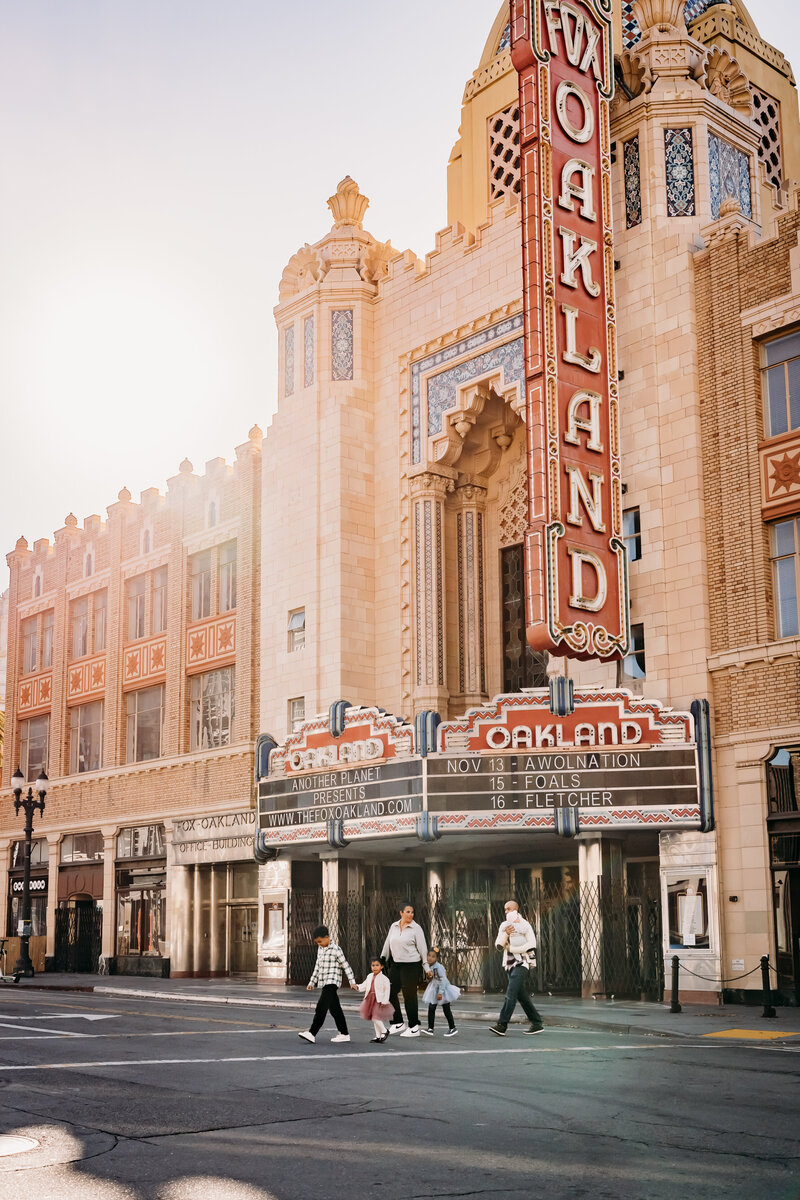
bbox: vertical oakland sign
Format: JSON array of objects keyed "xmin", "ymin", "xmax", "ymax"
[{"xmin": 510, "ymin": 0, "xmax": 629, "ymax": 661}]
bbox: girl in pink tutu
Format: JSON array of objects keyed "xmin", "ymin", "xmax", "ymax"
[{"xmin": 357, "ymin": 959, "xmax": 394, "ymax": 1043}]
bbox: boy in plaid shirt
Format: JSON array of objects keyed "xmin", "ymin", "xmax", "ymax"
[{"xmin": 299, "ymin": 925, "xmax": 359, "ymax": 1044}]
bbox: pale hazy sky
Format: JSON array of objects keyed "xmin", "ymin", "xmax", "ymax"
[{"xmin": 0, "ymin": 0, "xmax": 798, "ymax": 590}]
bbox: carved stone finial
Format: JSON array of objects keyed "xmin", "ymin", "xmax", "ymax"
[
  {"xmin": 117, "ymin": 487, "xmax": 131, "ymax": 503},
  {"xmin": 179, "ymin": 458, "xmax": 193, "ymax": 475},
  {"xmin": 15, "ymin": 535, "xmax": 28, "ymax": 552},
  {"xmin": 632, "ymin": 0, "xmax": 686, "ymax": 34},
  {"xmin": 249, "ymin": 424, "xmax": 263, "ymax": 442},
  {"xmin": 720, "ymin": 195, "xmax": 741, "ymax": 217},
  {"xmin": 65, "ymin": 512, "xmax": 78, "ymax": 526},
  {"xmin": 327, "ymin": 176, "xmax": 369, "ymax": 229}
]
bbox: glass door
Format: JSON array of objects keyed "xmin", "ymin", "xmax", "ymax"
[{"xmin": 230, "ymin": 905, "xmax": 257, "ymax": 974}]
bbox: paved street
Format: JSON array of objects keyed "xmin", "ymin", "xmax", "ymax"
[{"xmin": 0, "ymin": 989, "xmax": 797, "ymax": 1199}]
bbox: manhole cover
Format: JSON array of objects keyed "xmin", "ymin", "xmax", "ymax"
[{"xmin": 0, "ymin": 1135, "xmax": 38, "ymax": 1157}]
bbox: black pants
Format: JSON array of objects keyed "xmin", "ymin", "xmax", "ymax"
[
  {"xmin": 427, "ymin": 1003, "xmax": 455, "ymax": 1031},
  {"xmin": 310, "ymin": 984, "xmax": 348, "ymax": 1035},
  {"xmin": 498, "ymin": 965, "xmax": 542, "ymax": 1027},
  {"xmin": 389, "ymin": 962, "xmax": 421, "ymax": 1028}
]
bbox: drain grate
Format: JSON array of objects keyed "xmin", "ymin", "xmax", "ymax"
[{"xmin": 0, "ymin": 1135, "xmax": 38, "ymax": 1157}]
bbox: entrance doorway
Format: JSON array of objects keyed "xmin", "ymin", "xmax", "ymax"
[
  {"xmin": 229, "ymin": 905, "xmax": 257, "ymax": 974},
  {"xmin": 774, "ymin": 869, "xmax": 800, "ymax": 1004},
  {"xmin": 54, "ymin": 898, "xmax": 102, "ymax": 973}
]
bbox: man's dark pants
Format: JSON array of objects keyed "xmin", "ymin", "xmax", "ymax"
[
  {"xmin": 389, "ymin": 962, "xmax": 421, "ymax": 1027},
  {"xmin": 310, "ymin": 983, "xmax": 348, "ymax": 1035},
  {"xmin": 498, "ymin": 965, "xmax": 543, "ymax": 1026}
]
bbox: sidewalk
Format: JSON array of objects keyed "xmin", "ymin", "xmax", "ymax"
[{"xmin": 9, "ymin": 972, "xmax": 800, "ymax": 1040}]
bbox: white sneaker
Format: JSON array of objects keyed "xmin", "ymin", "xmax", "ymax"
[
  {"xmin": 330, "ymin": 1033, "xmax": 351, "ymax": 1043},
  {"xmin": 388, "ymin": 1022, "xmax": 406, "ymax": 1034},
  {"xmin": 444, "ymin": 1028, "xmax": 459, "ymax": 1038},
  {"xmin": 400, "ymin": 1026, "xmax": 420, "ymax": 1038},
  {"xmin": 422, "ymin": 1028, "xmax": 435, "ymax": 1036},
  {"xmin": 298, "ymin": 1031, "xmax": 315, "ymax": 1043}
]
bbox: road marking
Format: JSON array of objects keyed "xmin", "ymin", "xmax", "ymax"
[
  {"xmin": 0, "ymin": 1043, "xmax": 754, "ymax": 1072},
  {"xmin": 702, "ymin": 1029, "xmax": 800, "ymax": 1040},
  {"xmin": 0, "ymin": 1020, "xmax": 85, "ymax": 1037},
  {"xmin": 0, "ymin": 1027, "xmax": 289, "ymax": 1042},
  {"xmin": 0, "ymin": 1014, "xmax": 114, "ymax": 1022}
]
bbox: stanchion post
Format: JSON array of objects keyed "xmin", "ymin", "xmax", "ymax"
[
  {"xmin": 761, "ymin": 955, "xmax": 777, "ymax": 1019},
  {"xmin": 670, "ymin": 955, "xmax": 681, "ymax": 1014}
]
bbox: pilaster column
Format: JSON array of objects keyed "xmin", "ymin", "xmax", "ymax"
[
  {"xmin": 100, "ymin": 829, "xmax": 117, "ymax": 964},
  {"xmin": 0, "ymin": 839, "xmax": 11, "ymax": 937},
  {"xmin": 578, "ymin": 835, "xmax": 624, "ymax": 997},
  {"xmin": 322, "ymin": 859, "xmax": 339, "ymax": 942},
  {"xmin": 45, "ymin": 833, "xmax": 60, "ymax": 965},
  {"xmin": 452, "ymin": 484, "xmax": 488, "ymax": 710},
  {"xmin": 410, "ymin": 471, "xmax": 453, "ymax": 714}
]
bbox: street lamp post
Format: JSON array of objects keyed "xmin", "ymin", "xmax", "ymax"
[{"xmin": 11, "ymin": 768, "xmax": 48, "ymax": 977}]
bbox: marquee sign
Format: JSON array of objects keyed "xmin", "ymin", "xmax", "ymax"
[
  {"xmin": 254, "ymin": 694, "xmax": 704, "ymax": 851},
  {"xmin": 510, "ymin": 0, "xmax": 629, "ymax": 660}
]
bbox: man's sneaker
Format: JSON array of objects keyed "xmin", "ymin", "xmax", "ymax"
[
  {"xmin": 422, "ymin": 1027, "xmax": 435, "ymax": 1036},
  {"xmin": 330, "ymin": 1033, "xmax": 351, "ymax": 1043},
  {"xmin": 489, "ymin": 1023, "xmax": 507, "ymax": 1037},
  {"xmin": 298, "ymin": 1030, "xmax": 315, "ymax": 1044},
  {"xmin": 388, "ymin": 1022, "xmax": 406, "ymax": 1035},
  {"xmin": 525, "ymin": 1023, "xmax": 544, "ymax": 1035},
  {"xmin": 400, "ymin": 1026, "xmax": 420, "ymax": 1037},
  {"xmin": 444, "ymin": 1028, "xmax": 459, "ymax": 1038}
]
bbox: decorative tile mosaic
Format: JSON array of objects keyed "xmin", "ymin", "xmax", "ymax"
[
  {"xmin": 621, "ymin": 0, "xmax": 714, "ymax": 50},
  {"xmin": 497, "ymin": 22, "xmax": 511, "ymax": 53},
  {"xmin": 411, "ymin": 315, "xmax": 525, "ymax": 464},
  {"xmin": 664, "ymin": 127, "xmax": 695, "ymax": 217},
  {"xmin": 708, "ymin": 132, "xmax": 752, "ymax": 219},
  {"xmin": 304, "ymin": 315, "xmax": 315, "ymax": 389},
  {"xmin": 623, "ymin": 135, "xmax": 642, "ymax": 228},
  {"xmin": 331, "ymin": 309, "xmax": 354, "ymax": 381},
  {"xmin": 284, "ymin": 325, "xmax": 294, "ymax": 397}
]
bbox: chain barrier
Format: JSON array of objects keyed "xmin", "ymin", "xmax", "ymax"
[{"xmin": 669, "ymin": 954, "xmax": 778, "ymax": 1019}]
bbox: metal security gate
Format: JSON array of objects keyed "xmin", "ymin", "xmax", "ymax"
[
  {"xmin": 54, "ymin": 904, "xmax": 102, "ymax": 973},
  {"xmin": 288, "ymin": 878, "xmax": 663, "ymax": 999}
]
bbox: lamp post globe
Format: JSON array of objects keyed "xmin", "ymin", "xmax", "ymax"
[{"xmin": 11, "ymin": 768, "xmax": 47, "ymax": 977}]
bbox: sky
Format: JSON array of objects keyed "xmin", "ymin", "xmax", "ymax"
[{"xmin": 0, "ymin": 0, "xmax": 799, "ymax": 591}]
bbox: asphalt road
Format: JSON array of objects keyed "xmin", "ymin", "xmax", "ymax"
[{"xmin": 0, "ymin": 989, "xmax": 797, "ymax": 1200}]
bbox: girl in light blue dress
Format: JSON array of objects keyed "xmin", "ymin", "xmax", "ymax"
[{"xmin": 422, "ymin": 947, "xmax": 460, "ymax": 1037}]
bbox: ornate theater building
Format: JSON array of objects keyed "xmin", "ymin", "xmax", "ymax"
[
  {"xmin": 256, "ymin": 0, "xmax": 800, "ymax": 1003},
  {"xmin": 3, "ymin": 1, "xmax": 800, "ymax": 1001}
]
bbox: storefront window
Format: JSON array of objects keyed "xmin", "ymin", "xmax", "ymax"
[
  {"xmin": 667, "ymin": 876, "xmax": 710, "ymax": 949},
  {"xmin": 116, "ymin": 885, "xmax": 165, "ymax": 956},
  {"xmin": 117, "ymin": 824, "xmax": 165, "ymax": 859},
  {"xmin": 61, "ymin": 832, "xmax": 104, "ymax": 863},
  {"xmin": 8, "ymin": 894, "xmax": 47, "ymax": 936},
  {"xmin": 10, "ymin": 838, "xmax": 49, "ymax": 869}
]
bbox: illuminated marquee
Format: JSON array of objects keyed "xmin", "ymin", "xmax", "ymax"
[{"xmin": 510, "ymin": 0, "xmax": 629, "ymax": 660}]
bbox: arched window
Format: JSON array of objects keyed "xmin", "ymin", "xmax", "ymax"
[
  {"xmin": 85, "ymin": 553, "xmax": 93, "ymax": 578},
  {"xmin": 142, "ymin": 529, "xmax": 151, "ymax": 555},
  {"xmin": 34, "ymin": 574, "xmax": 42, "ymax": 598},
  {"xmin": 208, "ymin": 501, "xmax": 217, "ymax": 528}
]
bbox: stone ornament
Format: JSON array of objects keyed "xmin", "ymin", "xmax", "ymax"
[
  {"xmin": 632, "ymin": 0, "xmax": 686, "ymax": 34},
  {"xmin": 703, "ymin": 46, "xmax": 752, "ymax": 114}
]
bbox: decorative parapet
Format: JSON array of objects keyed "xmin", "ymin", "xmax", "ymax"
[
  {"xmin": 462, "ymin": 50, "xmax": 513, "ymax": 102},
  {"xmin": 688, "ymin": 6, "xmax": 795, "ymax": 82},
  {"xmin": 67, "ymin": 655, "xmax": 106, "ymax": 704},
  {"xmin": 122, "ymin": 636, "xmax": 167, "ymax": 691},
  {"xmin": 185, "ymin": 615, "xmax": 236, "ymax": 676},
  {"xmin": 18, "ymin": 672, "xmax": 52, "ymax": 716}
]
